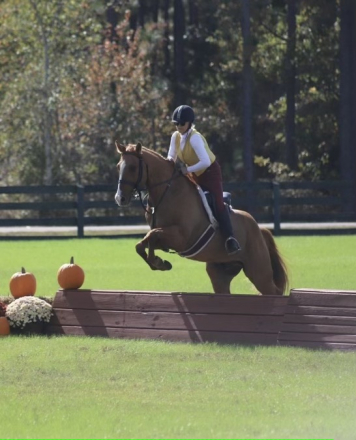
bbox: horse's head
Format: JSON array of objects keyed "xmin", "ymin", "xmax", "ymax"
[{"xmin": 115, "ymin": 141, "xmax": 148, "ymax": 206}]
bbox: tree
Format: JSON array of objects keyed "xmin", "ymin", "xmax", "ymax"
[
  {"xmin": 339, "ymin": 0, "xmax": 356, "ymax": 201},
  {"xmin": 28, "ymin": 0, "xmax": 53, "ymax": 185},
  {"xmin": 285, "ymin": 0, "xmax": 297, "ymax": 170},
  {"xmin": 0, "ymin": 0, "xmax": 171, "ymax": 185},
  {"xmin": 173, "ymin": 0, "xmax": 186, "ymax": 105},
  {"xmin": 241, "ymin": 0, "xmax": 254, "ymax": 181},
  {"xmin": 0, "ymin": 0, "xmax": 350, "ymax": 192},
  {"xmin": 0, "ymin": 0, "xmax": 105, "ymax": 184}
]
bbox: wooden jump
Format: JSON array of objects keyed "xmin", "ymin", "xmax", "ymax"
[
  {"xmin": 47, "ymin": 288, "xmax": 356, "ymax": 351},
  {"xmin": 278, "ymin": 288, "xmax": 356, "ymax": 350}
]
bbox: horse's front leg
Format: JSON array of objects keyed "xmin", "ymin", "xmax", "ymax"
[
  {"xmin": 135, "ymin": 226, "xmax": 184, "ymax": 271},
  {"xmin": 135, "ymin": 234, "xmax": 158, "ymax": 270}
]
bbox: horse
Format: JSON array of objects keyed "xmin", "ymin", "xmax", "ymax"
[{"xmin": 115, "ymin": 142, "xmax": 288, "ymax": 295}]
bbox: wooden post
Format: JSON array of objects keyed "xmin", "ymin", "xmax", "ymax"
[
  {"xmin": 76, "ymin": 185, "xmax": 84, "ymax": 238},
  {"xmin": 272, "ymin": 181, "xmax": 281, "ymax": 235}
]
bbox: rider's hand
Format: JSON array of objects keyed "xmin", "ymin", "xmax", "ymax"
[
  {"xmin": 174, "ymin": 160, "xmax": 188, "ymax": 175},
  {"xmin": 180, "ymin": 165, "xmax": 188, "ymax": 175}
]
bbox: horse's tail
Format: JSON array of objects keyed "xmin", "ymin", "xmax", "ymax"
[{"xmin": 260, "ymin": 227, "xmax": 289, "ymax": 295}]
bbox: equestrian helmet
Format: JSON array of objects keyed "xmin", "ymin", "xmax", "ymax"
[{"xmin": 171, "ymin": 105, "xmax": 195, "ymax": 125}]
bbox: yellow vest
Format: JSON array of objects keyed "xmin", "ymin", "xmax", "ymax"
[{"xmin": 175, "ymin": 128, "xmax": 216, "ymax": 176}]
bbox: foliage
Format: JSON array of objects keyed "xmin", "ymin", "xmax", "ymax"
[
  {"xmin": 0, "ymin": 0, "xmax": 345, "ymax": 184},
  {"xmin": 5, "ymin": 296, "xmax": 52, "ymax": 328},
  {"xmin": 0, "ymin": 1, "xmax": 100, "ymax": 184},
  {"xmin": 253, "ymin": 2, "xmax": 340, "ymax": 181},
  {"xmin": 0, "ymin": 1, "xmax": 171, "ymax": 185},
  {"xmin": 0, "ymin": 301, "xmax": 6, "ymax": 317}
]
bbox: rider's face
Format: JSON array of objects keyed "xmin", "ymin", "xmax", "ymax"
[{"xmin": 175, "ymin": 121, "xmax": 190, "ymax": 134}]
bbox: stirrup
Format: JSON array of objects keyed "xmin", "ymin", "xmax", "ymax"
[{"xmin": 225, "ymin": 237, "xmax": 241, "ymax": 255}]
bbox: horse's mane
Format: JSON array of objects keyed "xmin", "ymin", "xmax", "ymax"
[
  {"xmin": 125, "ymin": 143, "xmax": 198, "ymax": 189},
  {"xmin": 142, "ymin": 146, "xmax": 166, "ymax": 161},
  {"xmin": 125, "ymin": 144, "xmax": 166, "ymax": 162}
]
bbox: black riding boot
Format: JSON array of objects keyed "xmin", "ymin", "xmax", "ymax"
[{"xmin": 217, "ymin": 204, "xmax": 241, "ymax": 255}]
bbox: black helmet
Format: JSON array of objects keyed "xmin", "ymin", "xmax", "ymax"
[{"xmin": 171, "ymin": 105, "xmax": 195, "ymax": 125}]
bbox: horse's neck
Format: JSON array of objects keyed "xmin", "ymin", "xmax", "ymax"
[
  {"xmin": 145, "ymin": 155, "xmax": 172, "ymax": 188},
  {"xmin": 143, "ymin": 150, "xmax": 206, "ymax": 218},
  {"xmin": 147, "ymin": 160, "xmax": 207, "ymax": 227}
]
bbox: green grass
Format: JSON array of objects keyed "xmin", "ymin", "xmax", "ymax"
[
  {"xmin": 1, "ymin": 235, "xmax": 356, "ymax": 298},
  {"xmin": 1, "ymin": 236, "xmax": 356, "ymax": 439},
  {"xmin": 1, "ymin": 336, "xmax": 355, "ymax": 440}
]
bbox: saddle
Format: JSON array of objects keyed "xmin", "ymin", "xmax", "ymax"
[
  {"xmin": 195, "ymin": 185, "xmax": 232, "ymax": 229},
  {"xmin": 204, "ymin": 191, "xmax": 232, "ymax": 216}
]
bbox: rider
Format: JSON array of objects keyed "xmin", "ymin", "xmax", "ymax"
[{"xmin": 167, "ymin": 104, "xmax": 241, "ymax": 255}]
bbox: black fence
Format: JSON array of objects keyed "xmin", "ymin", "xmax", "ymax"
[{"xmin": 0, "ymin": 180, "xmax": 355, "ymax": 238}]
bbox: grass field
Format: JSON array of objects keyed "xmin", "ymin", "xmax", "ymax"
[
  {"xmin": 1, "ymin": 335, "xmax": 356, "ymax": 440},
  {"xmin": 1, "ymin": 235, "xmax": 356, "ymax": 439},
  {"xmin": 1, "ymin": 235, "xmax": 356, "ymax": 297}
]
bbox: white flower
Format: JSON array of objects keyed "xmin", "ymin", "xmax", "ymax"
[{"xmin": 5, "ymin": 297, "xmax": 53, "ymax": 329}]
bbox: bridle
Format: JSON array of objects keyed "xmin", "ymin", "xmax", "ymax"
[
  {"xmin": 118, "ymin": 151, "xmax": 181, "ymax": 227},
  {"xmin": 118, "ymin": 151, "xmax": 148, "ymax": 192}
]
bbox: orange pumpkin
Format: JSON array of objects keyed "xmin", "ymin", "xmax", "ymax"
[
  {"xmin": 9, "ymin": 267, "xmax": 36, "ymax": 298},
  {"xmin": 0, "ymin": 316, "xmax": 10, "ymax": 336},
  {"xmin": 57, "ymin": 256, "xmax": 85, "ymax": 289}
]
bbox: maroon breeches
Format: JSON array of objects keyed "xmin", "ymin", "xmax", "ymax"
[{"xmin": 191, "ymin": 160, "xmax": 225, "ymax": 213}]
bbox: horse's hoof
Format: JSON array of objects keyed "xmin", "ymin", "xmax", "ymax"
[
  {"xmin": 162, "ymin": 260, "xmax": 172, "ymax": 271},
  {"xmin": 151, "ymin": 256, "xmax": 172, "ymax": 271}
]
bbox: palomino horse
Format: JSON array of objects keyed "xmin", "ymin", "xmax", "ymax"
[{"xmin": 115, "ymin": 142, "xmax": 288, "ymax": 295}]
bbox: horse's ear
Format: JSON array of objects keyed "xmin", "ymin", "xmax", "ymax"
[
  {"xmin": 136, "ymin": 142, "xmax": 142, "ymax": 154},
  {"xmin": 115, "ymin": 141, "xmax": 126, "ymax": 154}
]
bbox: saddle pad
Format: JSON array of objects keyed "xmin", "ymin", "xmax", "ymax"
[{"xmin": 196, "ymin": 186, "xmax": 219, "ymax": 229}]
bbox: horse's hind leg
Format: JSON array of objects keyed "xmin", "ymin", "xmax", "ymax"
[
  {"xmin": 242, "ymin": 252, "xmax": 279, "ymax": 295},
  {"xmin": 206, "ymin": 262, "xmax": 243, "ymax": 294}
]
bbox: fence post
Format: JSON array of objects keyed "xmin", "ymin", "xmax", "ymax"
[
  {"xmin": 272, "ymin": 181, "xmax": 281, "ymax": 235},
  {"xmin": 76, "ymin": 185, "xmax": 84, "ymax": 238}
]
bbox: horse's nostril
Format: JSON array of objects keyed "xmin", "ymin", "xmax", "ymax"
[
  {"xmin": 114, "ymin": 192, "xmax": 121, "ymax": 205},
  {"xmin": 120, "ymin": 196, "xmax": 126, "ymax": 204}
]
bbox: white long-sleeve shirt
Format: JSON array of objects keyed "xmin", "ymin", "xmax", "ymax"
[{"xmin": 167, "ymin": 129, "xmax": 213, "ymax": 174}]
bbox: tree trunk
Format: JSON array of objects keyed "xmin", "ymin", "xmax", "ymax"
[
  {"xmin": 241, "ymin": 0, "xmax": 253, "ymax": 182},
  {"xmin": 29, "ymin": 0, "xmax": 52, "ymax": 185},
  {"xmin": 188, "ymin": 0, "xmax": 198, "ymax": 26},
  {"xmin": 163, "ymin": 0, "xmax": 171, "ymax": 74},
  {"xmin": 106, "ymin": 5, "xmax": 119, "ymax": 41},
  {"xmin": 138, "ymin": 0, "xmax": 146, "ymax": 27},
  {"xmin": 173, "ymin": 0, "xmax": 185, "ymax": 105},
  {"xmin": 339, "ymin": 0, "xmax": 356, "ymax": 212},
  {"xmin": 286, "ymin": 0, "xmax": 297, "ymax": 170},
  {"xmin": 152, "ymin": 0, "xmax": 159, "ymax": 23}
]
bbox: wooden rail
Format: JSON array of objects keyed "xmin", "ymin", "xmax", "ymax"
[
  {"xmin": 0, "ymin": 180, "xmax": 355, "ymax": 237},
  {"xmin": 47, "ymin": 288, "xmax": 356, "ymax": 350}
]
